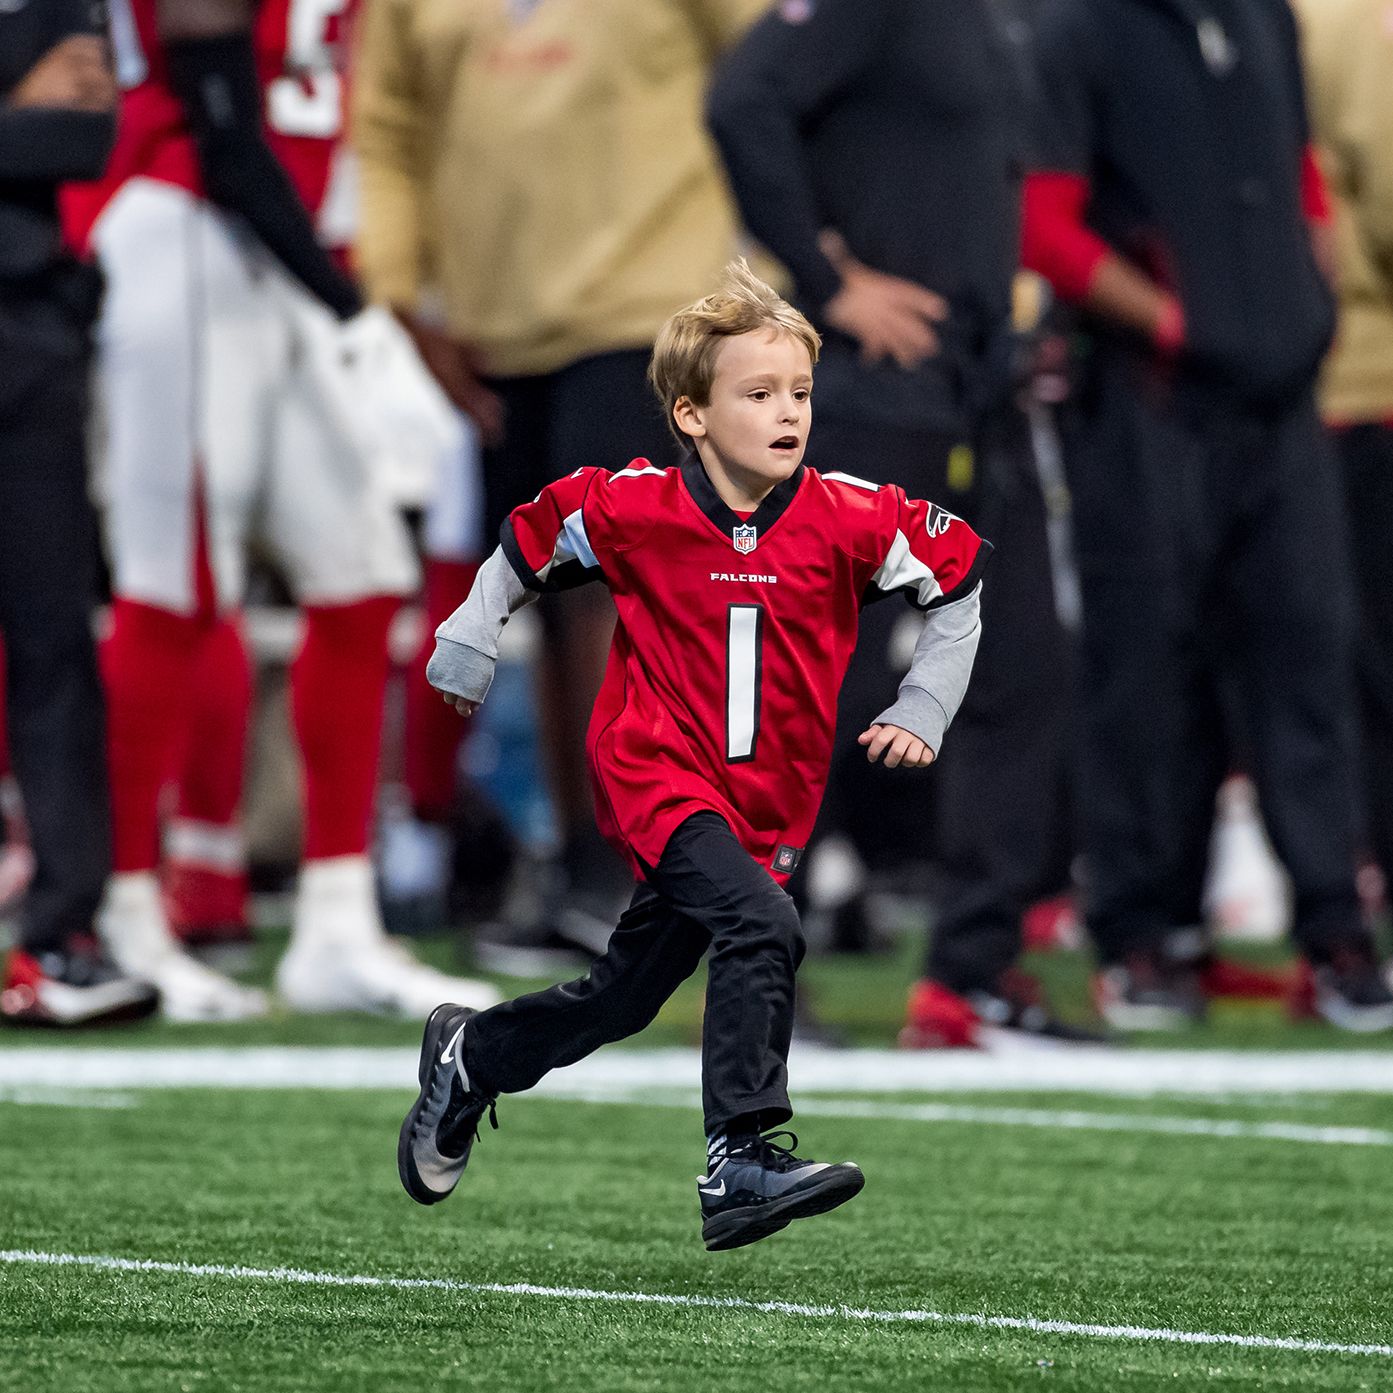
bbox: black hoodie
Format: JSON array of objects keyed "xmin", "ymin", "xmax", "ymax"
[{"xmin": 1033, "ymin": 0, "xmax": 1335, "ymax": 407}]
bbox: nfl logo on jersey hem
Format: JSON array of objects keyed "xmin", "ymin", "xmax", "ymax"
[
  {"xmin": 733, "ymin": 524, "xmax": 757, "ymax": 554},
  {"xmin": 774, "ymin": 845, "xmax": 802, "ymax": 874}
]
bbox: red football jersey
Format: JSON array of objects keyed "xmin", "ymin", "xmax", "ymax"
[
  {"xmin": 503, "ymin": 458, "xmax": 989, "ymax": 882},
  {"xmin": 64, "ymin": 0, "xmax": 354, "ymax": 251}
]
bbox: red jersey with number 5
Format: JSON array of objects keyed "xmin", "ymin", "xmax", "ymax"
[
  {"xmin": 64, "ymin": 0, "xmax": 354, "ymax": 251},
  {"xmin": 502, "ymin": 458, "xmax": 990, "ymax": 882}
]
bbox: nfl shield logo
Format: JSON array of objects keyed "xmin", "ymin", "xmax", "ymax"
[{"xmin": 732, "ymin": 524, "xmax": 758, "ymax": 554}]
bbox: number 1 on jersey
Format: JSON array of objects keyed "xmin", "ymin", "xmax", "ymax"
[{"xmin": 726, "ymin": 606, "xmax": 763, "ymax": 763}]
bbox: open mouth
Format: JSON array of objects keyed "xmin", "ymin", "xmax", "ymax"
[{"xmin": 769, "ymin": 436, "xmax": 800, "ymax": 452}]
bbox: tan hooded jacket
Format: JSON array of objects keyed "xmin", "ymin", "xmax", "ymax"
[
  {"xmin": 1295, "ymin": 0, "xmax": 1393, "ymax": 422},
  {"xmin": 351, "ymin": 0, "xmax": 767, "ymax": 378}
]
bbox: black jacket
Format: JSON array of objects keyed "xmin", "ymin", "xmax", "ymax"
[
  {"xmin": 1034, "ymin": 0, "xmax": 1335, "ymax": 406},
  {"xmin": 707, "ymin": 0, "xmax": 1031, "ymax": 434},
  {"xmin": 0, "ymin": 0, "xmax": 114, "ymax": 284}
]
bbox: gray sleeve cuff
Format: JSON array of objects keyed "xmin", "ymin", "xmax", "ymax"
[
  {"xmin": 873, "ymin": 686, "xmax": 950, "ymax": 754},
  {"xmin": 425, "ymin": 637, "xmax": 496, "ymax": 704},
  {"xmin": 428, "ymin": 546, "xmax": 537, "ymax": 707},
  {"xmin": 872, "ymin": 582, "xmax": 982, "ymax": 755}
]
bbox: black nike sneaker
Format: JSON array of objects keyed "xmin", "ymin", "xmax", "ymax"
[
  {"xmin": 397, "ymin": 1002, "xmax": 498, "ymax": 1205},
  {"xmin": 698, "ymin": 1131, "xmax": 864, "ymax": 1252},
  {"xmin": 0, "ymin": 940, "xmax": 159, "ymax": 1028}
]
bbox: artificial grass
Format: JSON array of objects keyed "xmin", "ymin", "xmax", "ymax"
[{"xmin": 3, "ymin": 1082, "xmax": 1392, "ymax": 1392}]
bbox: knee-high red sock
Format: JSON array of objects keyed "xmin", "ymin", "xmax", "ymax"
[
  {"xmin": 405, "ymin": 558, "xmax": 479, "ymax": 821},
  {"xmin": 102, "ymin": 599, "xmax": 202, "ymax": 873},
  {"xmin": 176, "ymin": 616, "xmax": 251, "ymax": 829},
  {"xmin": 166, "ymin": 616, "xmax": 253, "ymax": 931},
  {"xmin": 292, "ymin": 596, "xmax": 398, "ymax": 861}
]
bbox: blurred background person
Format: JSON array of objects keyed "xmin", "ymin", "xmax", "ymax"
[
  {"xmin": 0, "ymin": 4, "xmax": 158, "ymax": 1027},
  {"xmin": 1295, "ymin": 0, "xmax": 1393, "ymax": 958},
  {"xmin": 352, "ymin": 0, "xmax": 767, "ymax": 967},
  {"xmin": 63, "ymin": 0, "xmax": 499, "ymax": 1020},
  {"xmin": 1023, "ymin": 0, "xmax": 1393, "ymax": 1031},
  {"xmin": 708, "ymin": 0, "xmax": 1100, "ymax": 1045}
]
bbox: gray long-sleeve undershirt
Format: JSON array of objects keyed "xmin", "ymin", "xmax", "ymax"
[
  {"xmin": 870, "ymin": 583, "xmax": 981, "ymax": 754},
  {"xmin": 427, "ymin": 548, "xmax": 537, "ymax": 704},
  {"xmin": 427, "ymin": 549, "xmax": 981, "ymax": 756}
]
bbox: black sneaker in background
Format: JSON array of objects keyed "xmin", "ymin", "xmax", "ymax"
[
  {"xmin": 0, "ymin": 938, "xmax": 159, "ymax": 1028},
  {"xmin": 699, "ymin": 1131, "xmax": 864, "ymax": 1252},
  {"xmin": 1092, "ymin": 952, "xmax": 1207, "ymax": 1032},
  {"xmin": 474, "ymin": 885, "xmax": 623, "ymax": 977},
  {"xmin": 1311, "ymin": 946, "xmax": 1393, "ymax": 1033},
  {"xmin": 398, "ymin": 1002, "xmax": 498, "ymax": 1205},
  {"xmin": 967, "ymin": 968, "xmax": 1111, "ymax": 1045}
]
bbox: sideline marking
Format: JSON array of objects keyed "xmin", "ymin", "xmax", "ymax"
[
  {"xmin": 0, "ymin": 1046, "xmax": 1390, "ymax": 1096},
  {"xmin": 2, "ymin": 1249, "xmax": 1389, "ymax": 1359},
  {"xmin": 555, "ymin": 1089, "xmax": 1393, "ymax": 1148},
  {"xmin": 0, "ymin": 1088, "xmax": 135, "ymax": 1110}
]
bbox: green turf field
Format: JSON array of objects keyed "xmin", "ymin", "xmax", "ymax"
[{"xmin": 3, "ymin": 933, "xmax": 1392, "ymax": 1391}]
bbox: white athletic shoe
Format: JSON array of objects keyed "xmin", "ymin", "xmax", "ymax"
[
  {"xmin": 276, "ymin": 855, "xmax": 502, "ymax": 1017},
  {"xmin": 97, "ymin": 872, "xmax": 269, "ymax": 1022}
]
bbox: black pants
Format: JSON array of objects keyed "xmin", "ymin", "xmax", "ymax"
[
  {"xmin": 1337, "ymin": 422, "xmax": 1393, "ymax": 891},
  {"xmin": 463, "ymin": 812, "xmax": 805, "ymax": 1135},
  {"xmin": 480, "ymin": 348, "xmax": 678, "ymax": 543},
  {"xmin": 926, "ymin": 406, "xmax": 1075, "ymax": 991},
  {"xmin": 801, "ymin": 418, "xmax": 965, "ymax": 872},
  {"xmin": 1067, "ymin": 352, "xmax": 1361, "ymax": 963},
  {"xmin": 0, "ymin": 294, "xmax": 111, "ymax": 952}
]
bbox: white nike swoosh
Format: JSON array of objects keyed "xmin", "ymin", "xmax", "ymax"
[
  {"xmin": 698, "ymin": 1180, "xmax": 726, "ymax": 1197},
  {"xmin": 439, "ymin": 1022, "xmax": 466, "ymax": 1066}
]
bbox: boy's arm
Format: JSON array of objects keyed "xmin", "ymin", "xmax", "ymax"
[
  {"xmin": 427, "ymin": 548, "xmax": 537, "ymax": 708},
  {"xmin": 857, "ymin": 486, "xmax": 991, "ymax": 762},
  {"xmin": 867, "ymin": 582, "xmax": 982, "ymax": 757},
  {"xmin": 429, "ymin": 466, "xmax": 612, "ymax": 709}
]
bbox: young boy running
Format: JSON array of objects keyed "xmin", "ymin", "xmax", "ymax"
[{"xmin": 398, "ymin": 263, "xmax": 990, "ymax": 1251}]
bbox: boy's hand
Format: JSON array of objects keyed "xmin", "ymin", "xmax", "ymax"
[
  {"xmin": 858, "ymin": 723, "xmax": 934, "ymax": 769},
  {"xmin": 440, "ymin": 693, "xmax": 480, "ymax": 718}
]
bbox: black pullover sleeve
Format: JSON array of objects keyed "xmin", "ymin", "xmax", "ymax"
[
  {"xmin": 706, "ymin": 0, "xmax": 894, "ymax": 312},
  {"xmin": 0, "ymin": 0, "xmax": 117, "ymax": 278},
  {"xmin": 165, "ymin": 30, "xmax": 362, "ymax": 320},
  {"xmin": 0, "ymin": 108, "xmax": 115, "ymax": 182}
]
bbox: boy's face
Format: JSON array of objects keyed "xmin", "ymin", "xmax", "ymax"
[{"xmin": 675, "ymin": 329, "xmax": 812, "ymax": 503}]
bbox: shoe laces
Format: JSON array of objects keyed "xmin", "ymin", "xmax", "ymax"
[
  {"xmin": 438, "ymin": 1080, "xmax": 499, "ymax": 1158},
  {"xmin": 730, "ymin": 1130, "xmax": 807, "ymax": 1172}
]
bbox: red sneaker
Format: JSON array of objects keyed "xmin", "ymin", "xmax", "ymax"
[
  {"xmin": 1197, "ymin": 953, "xmax": 1294, "ymax": 1001},
  {"xmin": 900, "ymin": 971, "xmax": 1107, "ymax": 1049},
  {"xmin": 1, "ymin": 940, "xmax": 159, "ymax": 1027},
  {"xmin": 899, "ymin": 978, "xmax": 981, "ymax": 1048},
  {"xmin": 1022, "ymin": 894, "xmax": 1083, "ymax": 951}
]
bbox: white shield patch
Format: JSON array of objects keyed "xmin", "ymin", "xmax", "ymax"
[{"xmin": 733, "ymin": 524, "xmax": 758, "ymax": 555}]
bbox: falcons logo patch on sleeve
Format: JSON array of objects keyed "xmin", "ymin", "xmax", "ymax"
[{"xmin": 925, "ymin": 503, "xmax": 961, "ymax": 539}]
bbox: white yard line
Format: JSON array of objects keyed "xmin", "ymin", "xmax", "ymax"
[
  {"xmin": 1, "ymin": 1249, "xmax": 1388, "ymax": 1359},
  {"xmin": 0, "ymin": 1087, "xmax": 135, "ymax": 1110},
  {"xmin": 1, "ymin": 1045, "xmax": 1391, "ymax": 1096},
  {"xmin": 549, "ymin": 1089, "xmax": 1393, "ymax": 1148}
]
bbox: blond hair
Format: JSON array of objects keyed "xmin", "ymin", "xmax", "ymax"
[{"xmin": 649, "ymin": 259, "xmax": 821, "ymax": 442}]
